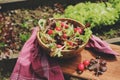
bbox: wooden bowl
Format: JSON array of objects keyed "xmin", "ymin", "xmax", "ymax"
[{"xmin": 37, "ymin": 18, "xmax": 90, "ymax": 59}]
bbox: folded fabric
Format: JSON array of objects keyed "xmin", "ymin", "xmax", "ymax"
[
  {"xmin": 86, "ymin": 35, "xmax": 119, "ymax": 56},
  {"xmin": 10, "ymin": 27, "xmax": 64, "ymax": 80}
]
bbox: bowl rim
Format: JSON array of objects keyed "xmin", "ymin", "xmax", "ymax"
[{"xmin": 53, "ymin": 18, "xmax": 85, "ymax": 28}]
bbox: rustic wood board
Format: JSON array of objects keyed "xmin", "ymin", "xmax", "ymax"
[
  {"xmin": 60, "ymin": 44, "xmax": 120, "ymax": 80},
  {"xmin": 0, "ymin": 0, "xmax": 26, "ymax": 4}
]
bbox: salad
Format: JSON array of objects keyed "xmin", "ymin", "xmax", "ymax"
[{"xmin": 38, "ymin": 18, "xmax": 92, "ymax": 57}]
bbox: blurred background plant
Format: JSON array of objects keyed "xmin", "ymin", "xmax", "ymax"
[{"xmin": 54, "ymin": 0, "xmax": 120, "ymax": 30}]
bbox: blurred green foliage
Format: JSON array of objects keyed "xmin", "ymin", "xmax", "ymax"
[
  {"xmin": 54, "ymin": 0, "xmax": 120, "ymax": 30},
  {"xmin": 19, "ymin": 33, "xmax": 30, "ymax": 43}
]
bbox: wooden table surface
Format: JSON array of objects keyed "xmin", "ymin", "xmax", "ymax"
[{"xmin": 60, "ymin": 44, "xmax": 120, "ymax": 80}]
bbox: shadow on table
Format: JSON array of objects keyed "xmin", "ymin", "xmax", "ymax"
[{"xmin": 87, "ymin": 48, "xmax": 117, "ymax": 61}]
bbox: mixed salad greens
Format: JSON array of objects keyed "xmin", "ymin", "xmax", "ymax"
[{"xmin": 38, "ymin": 18, "xmax": 92, "ymax": 57}]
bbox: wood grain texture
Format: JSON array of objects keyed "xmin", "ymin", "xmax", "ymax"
[
  {"xmin": 0, "ymin": 0, "xmax": 26, "ymax": 4},
  {"xmin": 60, "ymin": 44, "xmax": 120, "ymax": 80}
]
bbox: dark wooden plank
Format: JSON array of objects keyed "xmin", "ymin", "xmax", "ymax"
[{"xmin": 105, "ymin": 37, "xmax": 120, "ymax": 44}]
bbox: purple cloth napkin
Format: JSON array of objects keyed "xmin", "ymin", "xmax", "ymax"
[
  {"xmin": 86, "ymin": 35, "xmax": 119, "ymax": 56},
  {"xmin": 10, "ymin": 27, "xmax": 64, "ymax": 80}
]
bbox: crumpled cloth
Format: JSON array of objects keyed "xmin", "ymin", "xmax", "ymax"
[
  {"xmin": 10, "ymin": 27, "xmax": 64, "ymax": 80},
  {"xmin": 10, "ymin": 27, "xmax": 119, "ymax": 80},
  {"xmin": 86, "ymin": 35, "xmax": 119, "ymax": 56}
]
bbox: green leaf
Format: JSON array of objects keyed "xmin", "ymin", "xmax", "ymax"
[
  {"xmin": 0, "ymin": 42, "xmax": 5, "ymax": 48},
  {"xmin": 38, "ymin": 19, "xmax": 46, "ymax": 31},
  {"xmin": 21, "ymin": 22, "xmax": 28, "ymax": 29},
  {"xmin": 19, "ymin": 33, "xmax": 30, "ymax": 43},
  {"xmin": 66, "ymin": 24, "xmax": 74, "ymax": 36}
]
